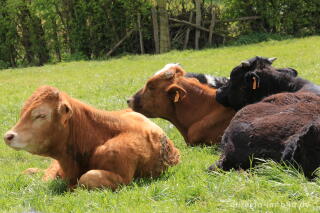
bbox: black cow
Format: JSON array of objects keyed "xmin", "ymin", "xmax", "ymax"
[
  {"xmin": 209, "ymin": 92, "xmax": 320, "ymax": 178},
  {"xmin": 216, "ymin": 56, "xmax": 320, "ymax": 110}
]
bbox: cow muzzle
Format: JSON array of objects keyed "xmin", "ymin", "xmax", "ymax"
[
  {"xmin": 3, "ymin": 130, "xmax": 26, "ymax": 150},
  {"xmin": 4, "ymin": 130, "xmax": 17, "ymax": 143},
  {"xmin": 127, "ymin": 97, "xmax": 134, "ymax": 108}
]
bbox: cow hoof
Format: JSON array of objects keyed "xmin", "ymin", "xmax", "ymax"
[
  {"xmin": 23, "ymin": 168, "xmax": 41, "ymax": 175},
  {"xmin": 208, "ymin": 161, "xmax": 222, "ymax": 172}
]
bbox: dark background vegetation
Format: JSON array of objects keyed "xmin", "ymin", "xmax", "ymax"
[{"xmin": 0, "ymin": 0, "xmax": 319, "ymax": 69}]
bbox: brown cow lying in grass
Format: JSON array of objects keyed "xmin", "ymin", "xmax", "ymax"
[
  {"xmin": 127, "ymin": 63, "xmax": 236, "ymax": 146},
  {"xmin": 3, "ymin": 86, "xmax": 180, "ymax": 190}
]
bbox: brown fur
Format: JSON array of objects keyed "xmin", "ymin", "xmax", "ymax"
[
  {"xmin": 4, "ymin": 86, "xmax": 180, "ymax": 190},
  {"xmin": 128, "ymin": 65, "xmax": 235, "ymax": 146}
]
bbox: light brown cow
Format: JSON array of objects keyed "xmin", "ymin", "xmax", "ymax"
[
  {"xmin": 127, "ymin": 64, "xmax": 236, "ymax": 146},
  {"xmin": 3, "ymin": 86, "xmax": 180, "ymax": 190}
]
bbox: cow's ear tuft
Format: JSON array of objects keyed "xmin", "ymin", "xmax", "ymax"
[
  {"xmin": 59, "ymin": 102, "xmax": 73, "ymax": 125},
  {"xmin": 166, "ymin": 84, "xmax": 186, "ymax": 103}
]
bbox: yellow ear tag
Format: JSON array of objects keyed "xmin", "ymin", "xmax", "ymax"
[
  {"xmin": 252, "ymin": 77, "xmax": 257, "ymax": 90},
  {"xmin": 174, "ymin": 91, "xmax": 180, "ymax": 102}
]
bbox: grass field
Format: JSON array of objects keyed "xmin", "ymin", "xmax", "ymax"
[{"xmin": 1, "ymin": 36, "xmax": 320, "ymax": 212}]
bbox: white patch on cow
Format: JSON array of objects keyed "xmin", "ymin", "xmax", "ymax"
[
  {"xmin": 205, "ymin": 75, "xmax": 217, "ymax": 87},
  {"xmin": 154, "ymin": 63, "xmax": 181, "ymax": 76}
]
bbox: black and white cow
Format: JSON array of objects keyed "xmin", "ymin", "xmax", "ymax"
[{"xmin": 216, "ymin": 56, "xmax": 320, "ymax": 110}]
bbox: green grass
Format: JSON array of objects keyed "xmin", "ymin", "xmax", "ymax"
[{"xmin": 1, "ymin": 36, "xmax": 320, "ymax": 212}]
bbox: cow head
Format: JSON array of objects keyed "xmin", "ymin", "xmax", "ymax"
[
  {"xmin": 127, "ymin": 63, "xmax": 187, "ymax": 118},
  {"xmin": 216, "ymin": 56, "xmax": 298, "ymax": 110},
  {"xmin": 3, "ymin": 86, "xmax": 73, "ymax": 155}
]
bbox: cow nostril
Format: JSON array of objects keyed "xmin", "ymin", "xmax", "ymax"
[
  {"xmin": 4, "ymin": 133, "xmax": 15, "ymax": 142},
  {"xmin": 127, "ymin": 98, "xmax": 133, "ymax": 105}
]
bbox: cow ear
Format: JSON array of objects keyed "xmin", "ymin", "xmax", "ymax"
[
  {"xmin": 268, "ymin": 57, "xmax": 277, "ymax": 63},
  {"xmin": 245, "ymin": 72, "xmax": 260, "ymax": 90},
  {"xmin": 276, "ymin": 68, "xmax": 298, "ymax": 77},
  {"xmin": 58, "ymin": 102, "xmax": 73, "ymax": 125},
  {"xmin": 166, "ymin": 84, "xmax": 186, "ymax": 103},
  {"xmin": 174, "ymin": 65, "xmax": 185, "ymax": 78}
]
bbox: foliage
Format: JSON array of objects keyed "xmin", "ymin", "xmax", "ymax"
[
  {"xmin": 1, "ymin": 0, "xmax": 319, "ymax": 69},
  {"xmin": 228, "ymin": 32, "xmax": 293, "ymax": 46},
  {"xmin": 223, "ymin": 0, "xmax": 320, "ymax": 36},
  {"xmin": 0, "ymin": 0, "xmax": 153, "ymax": 68},
  {"xmin": 0, "ymin": 36, "xmax": 320, "ymax": 212}
]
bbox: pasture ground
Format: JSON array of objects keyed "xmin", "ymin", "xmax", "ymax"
[{"xmin": 1, "ymin": 36, "xmax": 320, "ymax": 212}]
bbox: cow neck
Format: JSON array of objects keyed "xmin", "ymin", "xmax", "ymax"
[
  {"xmin": 172, "ymin": 79, "xmax": 217, "ymax": 131},
  {"xmin": 53, "ymin": 96, "xmax": 122, "ymax": 180}
]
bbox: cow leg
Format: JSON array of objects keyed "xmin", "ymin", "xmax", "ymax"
[
  {"xmin": 23, "ymin": 168, "xmax": 41, "ymax": 175},
  {"xmin": 208, "ymin": 159, "xmax": 224, "ymax": 171},
  {"xmin": 43, "ymin": 160, "xmax": 64, "ymax": 181},
  {"xmin": 208, "ymin": 127, "xmax": 253, "ymax": 171},
  {"xmin": 23, "ymin": 160, "xmax": 63, "ymax": 181},
  {"xmin": 78, "ymin": 170, "xmax": 126, "ymax": 190}
]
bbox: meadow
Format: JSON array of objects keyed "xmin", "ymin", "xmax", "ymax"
[{"xmin": 1, "ymin": 36, "xmax": 320, "ymax": 212}]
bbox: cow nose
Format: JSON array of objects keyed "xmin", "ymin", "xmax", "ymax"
[
  {"xmin": 127, "ymin": 97, "xmax": 133, "ymax": 105},
  {"xmin": 4, "ymin": 131, "xmax": 17, "ymax": 143}
]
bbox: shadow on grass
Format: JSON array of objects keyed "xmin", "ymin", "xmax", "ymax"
[
  {"xmin": 131, "ymin": 171, "xmax": 174, "ymax": 188},
  {"xmin": 48, "ymin": 178, "xmax": 69, "ymax": 195},
  {"xmin": 205, "ymin": 158, "xmax": 314, "ymax": 183},
  {"xmin": 46, "ymin": 170, "xmax": 177, "ymax": 194},
  {"xmin": 208, "ymin": 144, "xmax": 222, "ymax": 155}
]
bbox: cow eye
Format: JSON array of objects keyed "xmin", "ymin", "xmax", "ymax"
[
  {"xmin": 147, "ymin": 84, "xmax": 155, "ymax": 90},
  {"xmin": 35, "ymin": 114, "xmax": 46, "ymax": 119}
]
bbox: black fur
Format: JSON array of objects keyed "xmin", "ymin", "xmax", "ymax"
[
  {"xmin": 210, "ymin": 92, "xmax": 320, "ymax": 178},
  {"xmin": 185, "ymin": 73, "xmax": 208, "ymax": 84}
]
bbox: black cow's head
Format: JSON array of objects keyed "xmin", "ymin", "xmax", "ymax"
[{"xmin": 216, "ymin": 56, "xmax": 298, "ymax": 110}]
